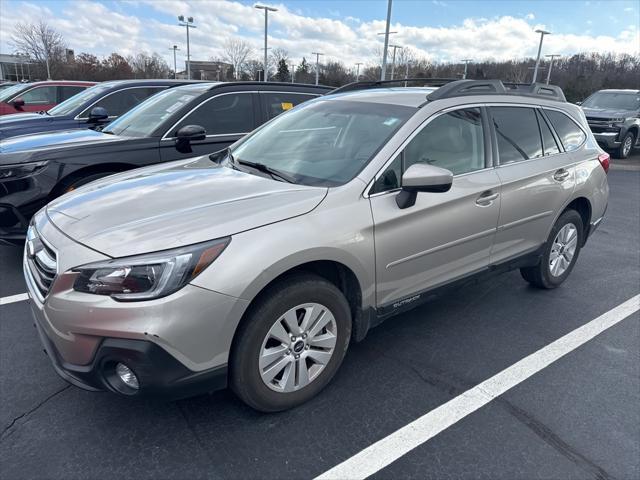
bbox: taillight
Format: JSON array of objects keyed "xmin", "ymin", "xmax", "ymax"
[{"xmin": 598, "ymin": 152, "xmax": 610, "ymax": 174}]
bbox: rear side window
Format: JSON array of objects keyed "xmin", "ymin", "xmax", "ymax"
[
  {"xmin": 81, "ymin": 87, "xmax": 164, "ymax": 118},
  {"xmin": 260, "ymin": 92, "xmax": 317, "ymax": 120},
  {"xmin": 491, "ymin": 106, "xmax": 543, "ymax": 164},
  {"xmin": 59, "ymin": 86, "xmax": 85, "ymax": 102},
  {"xmin": 544, "ymin": 109, "xmax": 586, "ymax": 152},
  {"xmin": 536, "ymin": 110, "xmax": 560, "ymax": 155},
  {"xmin": 176, "ymin": 93, "xmax": 255, "ymax": 136}
]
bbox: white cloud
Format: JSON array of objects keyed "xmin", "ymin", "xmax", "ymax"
[{"xmin": 1, "ymin": 0, "xmax": 637, "ymax": 71}]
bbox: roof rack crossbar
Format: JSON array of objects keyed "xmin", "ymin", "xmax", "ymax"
[
  {"xmin": 427, "ymin": 79, "xmax": 566, "ymax": 102},
  {"xmin": 330, "ymin": 78, "xmax": 457, "ymax": 94}
]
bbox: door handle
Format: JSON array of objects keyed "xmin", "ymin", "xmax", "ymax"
[
  {"xmin": 553, "ymin": 169, "xmax": 571, "ymax": 182},
  {"xmin": 476, "ymin": 191, "xmax": 499, "ymax": 206}
]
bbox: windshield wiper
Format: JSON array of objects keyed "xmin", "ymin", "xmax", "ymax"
[{"xmin": 236, "ymin": 158, "xmax": 296, "ymax": 184}]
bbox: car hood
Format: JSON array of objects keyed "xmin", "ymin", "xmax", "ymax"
[
  {"xmin": 0, "ymin": 113, "xmax": 62, "ymax": 139},
  {"xmin": 46, "ymin": 156, "xmax": 328, "ymax": 258},
  {"xmin": 0, "ymin": 128, "xmax": 122, "ymax": 154},
  {"xmin": 582, "ymin": 107, "xmax": 637, "ymax": 119}
]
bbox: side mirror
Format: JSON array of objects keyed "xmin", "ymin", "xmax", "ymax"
[
  {"xmin": 12, "ymin": 97, "xmax": 25, "ymax": 109},
  {"xmin": 88, "ymin": 106, "xmax": 109, "ymax": 122},
  {"xmin": 396, "ymin": 163, "xmax": 453, "ymax": 209},
  {"xmin": 175, "ymin": 124, "xmax": 206, "ymax": 153}
]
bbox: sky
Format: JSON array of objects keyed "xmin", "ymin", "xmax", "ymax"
[{"xmin": 0, "ymin": 0, "xmax": 638, "ymax": 70}]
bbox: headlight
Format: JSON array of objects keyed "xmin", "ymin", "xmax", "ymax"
[
  {"xmin": 611, "ymin": 118, "xmax": 625, "ymax": 125},
  {"xmin": 72, "ymin": 237, "xmax": 230, "ymax": 301},
  {"xmin": 0, "ymin": 161, "xmax": 47, "ymax": 180}
]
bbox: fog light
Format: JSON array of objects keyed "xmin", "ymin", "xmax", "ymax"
[{"xmin": 115, "ymin": 363, "xmax": 139, "ymax": 389}]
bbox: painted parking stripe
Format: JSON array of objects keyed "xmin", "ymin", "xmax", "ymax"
[
  {"xmin": 0, "ymin": 293, "xmax": 29, "ymax": 306},
  {"xmin": 316, "ymin": 294, "xmax": 640, "ymax": 480}
]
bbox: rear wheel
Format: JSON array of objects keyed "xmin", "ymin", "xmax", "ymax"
[
  {"xmin": 520, "ymin": 209, "xmax": 584, "ymax": 289},
  {"xmin": 616, "ymin": 131, "xmax": 635, "ymax": 159},
  {"xmin": 230, "ymin": 273, "xmax": 351, "ymax": 412}
]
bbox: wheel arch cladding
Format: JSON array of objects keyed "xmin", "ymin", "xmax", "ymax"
[
  {"xmin": 51, "ymin": 162, "xmax": 136, "ymax": 196},
  {"xmin": 564, "ymin": 197, "xmax": 591, "ymax": 244}
]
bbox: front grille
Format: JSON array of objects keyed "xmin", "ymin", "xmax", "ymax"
[{"xmin": 24, "ymin": 226, "xmax": 58, "ymax": 301}]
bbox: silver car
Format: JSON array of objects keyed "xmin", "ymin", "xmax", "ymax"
[{"xmin": 24, "ymin": 80, "xmax": 610, "ymax": 411}]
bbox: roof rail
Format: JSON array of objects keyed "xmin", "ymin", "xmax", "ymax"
[
  {"xmin": 330, "ymin": 77, "xmax": 457, "ymax": 94},
  {"xmin": 426, "ymin": 79, "xmax": 566, "ymax": 102}
]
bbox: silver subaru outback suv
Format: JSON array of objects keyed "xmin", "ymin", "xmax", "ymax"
[{"xmin": 25, "ymin": 80, "xmax": 609, "ymax": 411}]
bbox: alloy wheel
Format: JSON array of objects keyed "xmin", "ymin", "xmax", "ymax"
[{"xmin": 549, "ymin": 223, "xmax": 578, "ymax": 277}]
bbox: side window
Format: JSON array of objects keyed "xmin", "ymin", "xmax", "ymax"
[
  {"xmin": 261, "ymin": 92, "xmax": 317, "ymax": 120},
  {"xmin": 371, "ymin": 154, "xmax": 402, "ymax": 194},
  {"xmin": 20, "ymin": 86, "xmax": 57, "ymax": 105},
  {"xmin": 59, "ymin": 86, "xmax": 85, "ymax": 102},
  {"xmin": 544, "ymin": 109, "xmax": 586, "ymax": 152},
  {"xmin": 81, "ymin": 87, "xmax": 164, "ymax": 118},
  {"xmin": 175, "ymin": 93, "xmax": 254, "ymax": 136},
  {"xmin": 536, "ymin": 109, "xmax": 561, "ymax": 155},
  {"xmin": 405, "ymin": 107, "xmax": 484, "ymax": 175},
  {"xmin": 491, "ymin": 106, "xmax": 543, "ymax": 164}
]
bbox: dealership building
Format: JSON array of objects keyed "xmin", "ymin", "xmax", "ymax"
[{"xmin": 0, "ymin": 53, "xmax": 33, "ymax": 82}]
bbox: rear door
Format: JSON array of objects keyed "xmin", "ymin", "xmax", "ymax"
[
  {"xmin": 159, "ymin": 91, "xmax": 258, "ymax": 161},
  {"xmin": 489, "ymin": 105, "xmax": 577, "ymax": 264},
  {"xmin": 77, "ymin": 87, "xmax": 166, "ymax": 121},
  {"xmin": 58, "ymin": 85, "xmax": 86, "ymax": 103}
]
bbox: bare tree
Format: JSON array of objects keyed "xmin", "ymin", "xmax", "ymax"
[
  {"xmin": 11, "ymin": 21, "xmax": 66, "ymax": 79},
  {"xmin": 127, "ymin": 52, "xmax": 171, "ymax": 79},
  {"xmin": 221, "ymin": 38, "xmax": 252, "ymax": 79}
]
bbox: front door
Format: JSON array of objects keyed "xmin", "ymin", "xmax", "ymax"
[{"xmin": 370, "ymin": 107, "xmax": 501, "ymax": 308}]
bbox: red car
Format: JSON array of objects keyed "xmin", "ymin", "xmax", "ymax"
[{"xmin": 0, "ymin": 80, "xmax": 96, "ymax": 116}]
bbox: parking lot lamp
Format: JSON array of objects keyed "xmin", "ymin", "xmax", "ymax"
[
  {"xmin": 169, "ymin": 45, "xmax": 180, "ymax": 79},
  {"xmin": 389, "ymin": 44, "xmax": 402, "ymax": 80},
  {"xmin": 178, "ymin": 16, "xmax": 196, "ymax": 80},
  {"xmin": 532, "ymin": 29, "xmax": 550, "ymax": 83},
  {"xmin": 255, "ymin": 5, "xmax": 277, "ymax": 82},
  {"xmin": 461, "ymin": 59, "xmax": 472, "ymax": 79},
  {"xmin": 355, "ymin": 62, "xmax": 363, "ymax": 80},
  {"xmin": 380, "ymin": 0, "xmax": 394, "ymax": 80},
  {"xmin": 312, "ymin": 52, "xmax": 324, "ymax": 85},
  {"xmin": 545, "ymin": 54, "xmax": 560, "ymax": 84}
]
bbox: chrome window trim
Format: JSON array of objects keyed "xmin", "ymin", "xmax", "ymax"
[
  {"xmin": 363, "ymin": 103, "xmax": 490, "ymax": 198},
  {"xmin": 160, "ymin": 132, "xmax": 249, "ymax": 142},
  {"xmin": 161, "ymin": 91, "xmax": 257, "ymax": 140},
  {"xmin": 74, "ymin": 86, "xmax": 166, "ymax": 120}
]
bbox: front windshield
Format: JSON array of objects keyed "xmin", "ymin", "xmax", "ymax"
[
  {"xmin": 103, "ymin": 86, "xmax": 203, "ymax": 137},
  {"xmin": 582, "ymin": 92, "xmax": 640, "ymax": 111},
  {"xmin": 0, "ymin": 83, "xmax": 29, "ymax": 102},
  {"xmin": 231, "ymin": 99, "xmax": 414, "ymax": 187},
  {"xmin": 48, "ymin": 83, "xmax": 112, "ymax": 116}
]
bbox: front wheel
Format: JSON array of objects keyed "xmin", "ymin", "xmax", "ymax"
[
  {"xmin": 520, "ymin": 209, "xmax": 584, "ymax": 289},
  {"xmin": 230, "ymin": 273, "xmax": 352, "ymax": 412},
  {"xmin": 616, "ymin": 131, "xmax": 635, "ymax": 159}
]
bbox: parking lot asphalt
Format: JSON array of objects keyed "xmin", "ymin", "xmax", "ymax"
[{"xmin": 0, "ymin": 168, "xmax": 638, "ymax": 480}]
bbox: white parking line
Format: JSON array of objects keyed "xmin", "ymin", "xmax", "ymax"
[
  {"xmin": 316, "ymin": 294, "xmax": 640, "ymax": 480},
  {"xmin": 0, "ymin": 292, "xmax": 29, "ymax": 306}
]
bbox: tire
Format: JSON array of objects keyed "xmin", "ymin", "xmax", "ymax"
[
  {"xmin": 520, "ymin": 209, "xmax": 584, "ymax": 289},
  {"xmin": 230, "ymin": 273, "xmax": 352, "ymax": 412},
  {"xmin": 616, "ymin": 131, "xmax": 635, "ymax": 159}
]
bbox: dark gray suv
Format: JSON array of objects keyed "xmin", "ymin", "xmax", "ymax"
[{"xmin": 580, "ymin": 89, "xmax": 640, "ymax": 159}]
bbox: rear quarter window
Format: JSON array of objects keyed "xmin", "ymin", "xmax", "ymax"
[{"xmin": 544, "ymin": 109, "xmax": 586, "ymax": 152}]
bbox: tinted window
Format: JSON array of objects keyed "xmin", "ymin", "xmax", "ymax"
[
  {"xmin": 49, "ymin": 84, "xmax": 112, "ymax": 116},
  {"xmin": 20, "ymin": 86, "xmax": 57, "ymax": 105},
  {"xmin": 371, "ymin": 154, "xmax": 402, "ymax": 194},
  {"xmin": 536, "ymin": 109, "xmax": 560, "ymax": 155},
  {"xmin": 405, "ymin": 108, "xmax": 484, "ymax": 175},
  {"xmin": 82, "ymin": 87, "xmax": 164, "ymax": 118},
  {"xmin": 261, "ymin": 92, "xmax": 317, "ymax": 120},
  {"xmin": 544, "ymin": 109, "xmax": 586, "ymax": 152},
  {"xmin": 492, "ymin": 107, "xmax": 543, "ymax": 164},
  {"xmin": 59, "ymin": 86, "xmax": 85, "ymax": 102},
  {"xmin": 176, "ymin": 93, "xmax": 254, "ymax": 136}
]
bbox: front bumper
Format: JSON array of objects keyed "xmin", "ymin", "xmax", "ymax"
[{"xmin": 592, "ymin": 131, "xmax": 621, "ymax": 149}]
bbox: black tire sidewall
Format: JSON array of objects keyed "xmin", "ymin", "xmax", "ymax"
[
  {"xmin": 230, "ymin": 274, "xmax": 352, "ymax": 412},
  {"xmin": 617, "ymin": 131, "xmax": 635, "ymax": 159},
  {"xmin": 540, "ymin": 210, "xmax": 584, "ymax": 287}
]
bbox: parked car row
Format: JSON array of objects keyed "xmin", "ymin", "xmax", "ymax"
[
  {"xmin": 0, "ymin": 80, "xmax": 96, "ymax": 116},
  {"xmin": 3, "ymin": 78, "xmax": 610, "ymax": 412}
]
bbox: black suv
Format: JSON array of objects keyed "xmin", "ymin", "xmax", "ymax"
[
  {"xmin": 580, "ymin": 89, "xmax": 640, "ymax": 159},
  {"xmin": 0, "ymin": 82, "xmax": 330, "ymax": 243},
  {"xmin": 0, "ymin": 79, "xmax": 197, "ymax": 140}
]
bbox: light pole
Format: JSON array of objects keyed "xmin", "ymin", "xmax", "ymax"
[
  {"xmin": 379, "ymin": 0, "xmax": 394, "ymax": 80},
  {"xmin": 169, "ymin": 45, "xmax": 180, "ymax": 79},
  {"xmin": 355, "ymin": 62, "xmax": 363, "ymax": 80},
  {"xmin": 389, "ymin": 44, "xmax": 402, "ymax": 80},
  {"xmin": 290, "ymin": 64, "xmax": 296, "ymax": 83},
  {"xmin": 545, "ymin": 54, "xmax": 560, "ymax": 84},
  {"xmin": 312, "ymin": 52, "xmax": 324, "ymax": 85},
  {"xmin": 532, "ymin": 29, "xmax": 550, "ymax": 83},
  {"xmin": 255, "ymin": 5, "xmax": 277, "ymax": 82},
  {"xmin": 178, "ymin": 15, "xmax": 196, "ymax": 80},
  {"xmin": 404, "ymin": 61, "xmax": 410, "ymax": 87},
  {"xmin": 461, "ymin": 59, "xmax": 472, "ymax": 79}
]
